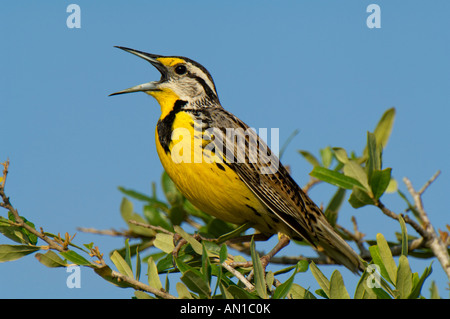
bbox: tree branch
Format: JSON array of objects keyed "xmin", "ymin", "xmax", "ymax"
[
  {"xmin": 403, "ymin": 174, "xmax": 450, "ymax": 280},
  {"xmin": 375, "ymin": 200, "xmax": 429, "ymax": 240}
]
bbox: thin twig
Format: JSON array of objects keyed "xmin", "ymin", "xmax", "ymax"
[
  {"xmin": 128, "ymin": 219, "xmax": 173, "ymax": 235},
  {"xmin": 418, "ymin": 170, "xmax": 441, "ymax": 196},
  {"xmin": 222, "ymin": 261, "xmax": 254, "ymax": 290},
  {"xmin": 77, "ymin": 227, "xmax": 134, "ymax": 237},
  {"xmin": 375, "ymin": 200, "xmax": 429, "ymax": 240}
]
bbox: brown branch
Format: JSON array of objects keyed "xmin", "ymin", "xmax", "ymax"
[
  {"xmin": 77, "ymin": 227, "xmax": 133, "ymax": 237},
  {"xmin": 403, "ymin": 174, "xmax": 450, "ymax": 281},
  {"xmin": 128, "ymin": 220, "xmax": 173, "ymax": 235},
  {"xmin": 418, "ymin": 170, "xmax": 441, "ymax": 196},
  {"xmin": 222, "ymin": 261, "xmax": 254, "ymax": 290},
  {"xmin": 375, "ymin": 200, "xmax": 429, "ymax": 240}
]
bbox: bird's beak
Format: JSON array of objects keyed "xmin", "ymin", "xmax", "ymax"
[{"xmin": 109, "ymin": 46, "xmax": 167, "ymax": 96}]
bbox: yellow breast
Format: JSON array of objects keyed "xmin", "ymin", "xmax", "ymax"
[{"xmin": 155, "ymin": 111, "xmax": 270, "ymax": 229}]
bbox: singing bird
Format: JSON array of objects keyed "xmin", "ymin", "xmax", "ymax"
[{"xmin": 110, "ymin": 47, "xmax": 364, "ymax": 272}]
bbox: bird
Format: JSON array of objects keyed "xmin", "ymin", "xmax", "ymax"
[{"xmin": 110, "ymin": 46, "xmax": 365, "ymax": 273}]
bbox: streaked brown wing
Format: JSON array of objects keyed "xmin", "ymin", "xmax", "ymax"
[
  {"xmin": 205, "ymin": 107, "xmax": 322, "ymax": 244},
  {"xmin": 203, "ymin": 107, "xmax": 364, "ymax": 272}
]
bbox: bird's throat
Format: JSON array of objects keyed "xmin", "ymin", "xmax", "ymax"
[{"xmin": 147, "ymin": 88, "xmax": 181, "ymax": 119}]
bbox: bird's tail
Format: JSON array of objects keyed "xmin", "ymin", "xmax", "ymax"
[{"xmin": 314, "ymin": 218, "xmax": 366, "ymax": 273}]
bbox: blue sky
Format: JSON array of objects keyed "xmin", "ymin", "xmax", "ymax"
[{"xmin": 1, "ymin": 1, "xmax": 449, "ymax": 298}]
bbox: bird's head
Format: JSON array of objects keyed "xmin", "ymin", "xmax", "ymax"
[{"xmin": 110, "ymin": 46, "xmax": 220, "ymax": 116}]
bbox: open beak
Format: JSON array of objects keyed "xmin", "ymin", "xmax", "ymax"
[{"xmin": 109, "ymin": 46, "xmax": 166, "ymax": 96}]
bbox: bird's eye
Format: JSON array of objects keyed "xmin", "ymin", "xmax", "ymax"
[{"xmin": 175, "ymin": 65, "xmax": 187, "ymax": 75}]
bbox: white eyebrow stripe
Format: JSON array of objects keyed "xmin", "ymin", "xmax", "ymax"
[{"xmin": 189, "ymin": 64, "xmax": 217, "ymax": 95}]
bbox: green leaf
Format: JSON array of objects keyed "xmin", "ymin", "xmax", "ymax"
[
  {"xmin": 366, "ymin": 131, "xmax": 381, "ymax": 180},
  {"xmin": 396, "ymin": 255, "xmax": 413, "ymax": 299},
  {"xmin": 265, "ymin": 271, "xmax": 274, "ymax": 292},
  {"xmin": 174, "ymin": 225, "xmax": 203, "ymax": 255},
  {"xmin": 180, "ymin": 269, "xmax": 211, "ymax": 298},
  {"xmin": 362, "ymin": 108, "xmax": 395, "ymax": 161},
  {"xmin": 0, "ymin": 223, "xmax": 32, "ymax": 245},
  {"xmin": 120, "ymin": 198, "xmax": 155, "ymax": 237},
  {"xmin": 164, "ymin": 271, "xmax": 170, "ymax": 292},
  {"xmin": 408, "ymin": 263, "xmax": 432, "ymax": 299},
  {"xmin": 183, "ymin": 200, "xmax": 211, "ymax": 221},
  {"xmin": 289, "ymin": 283, "xmax": 317, "ymax": 299},
  {"xmin": 176, "ymin": 282, "xmax": 193, "ymax": 299},
  {"xmin": 310, "ymin": 166, "xmax": 363, "ymax": 190},
  {"xmin": 272, "ymin": 264, "xmax": 298, "ymax": 299},
  {"xmin": 298, "ymin": 150, "xmax": 321, "ymax": 167},
  {"xmin": 154, "ymin": 233, "xmax": 175, "ymax": 254},
  {"xmin": 169, "ymin": 205, "xmax": 186, "ymax": 226},
  {"xmin": 216, "ymin": 223, "xmax": 251, "ymax": 244},
  {"xmin": 329, "ymin": 270, "xmax": 350, "ymax": 299},
  {"xmin": 94, "ymin": 264, "xmax": 134, "ymax": 288},
  {"xmin": 385, "ymin": 178, "xmax": 398, "ymax": 193},
  {"xmin": 143, "ymin": 205, "xmax": 173, "ymax": 232},
  {"xmin": 147, "ymin": 257, "xmax": 163, "ymax": 291},
  {"xmin": 205, "ymin": 218, "xmax": 235, "ymax": 238},
  {"xmin": 320, "ymin": 146, "xmax": 333, "ymax": 168},
  {"xmin": 0, "ymin": 244, "xmax": 40, "ymax": 262},
  {"xmin": 373, "ymin": 107, "xmax": 396, "ymax": 150},
  {"xmin": 376, "ymin": 233, "xmax": 397, "ymax": 284},
  {"xmin": 135, "ymin": 246, "xmax": 141, "ymax": 281},
  {"xmin": 35, "ymin": 250, "xmax": 68, "ymax": 268},
  {"xmin": 161, "ymin": 171, "xmax": 184, "ymax": 206},
  {"xmin": 370, "ymin": 168, "xmax": 392, "ymax": 200},
  {"xmin": 250, "ymin": 237, "xmax": 267, "ymax": 299},
  {"xmin": 332, "ymin": 147, "xmax": 349, "ymax": 164},
  {"xmin": 354, "ymin": 271, "xmax": 377, "ymax": 299},
  {"xmin": 111, "ymin": 250, "xmax": 134, "ymax": 278},
  {"xmin": 309, "ymin": 261, "xmax": 330, "ymax": 298},
  {"xmin": 83, "ymin": 242, "xmax": 94, "ymax": 251},
  {"xmin": 5, "ymin": 214, "xmax": 38, "ymax": 245},
  {"xmin": 429, "ymin": 281, "xmax": 440, "ymax": 299},
  {"xmin": 219, "ymin": 244, "xmax": 228, "ymax": 263},
  {"xmin": 324, "ymin": 188, "xmax": 346, "ymax": 226},
  {"xmin": 226, "ymin": 284, "xmax": 259, "ymax": 299},
  {"xmin": 202, "ymin": 241, "xmax": 221, "ymax": 258},
  {"xmin": 134, "ymin": 291, "xmax": 154, "ymax": 299},
  {"xmin": 315, "ymin": 289, "xmax": 329, "ymax": 299},
  {"xmin": 219, "ymin": 283, "xmax": 235, "ymax": 299},
  {"xmin": 60, "ymin": 250, "xmax": 92, "ymax": 266},
  {"xmin": 343, "ymin": 160, "xmax": 370, "ymax": 191},
  {"xmin": 348, "ymin": 187, "xmax": 374, "ymax": 208},
  {"xmin": 398, "ymin": 215, "xmax": 408, "ymax": 257},
  {"xmin": 174, "ymin": 256, "xmax": 195, "ymax": 274},
  {"xmin": 296, "ymin": 260, "xmax": 310, "ymax": 273},
  {"xmin": 201, "ymin": 243, "xmax": 212, "ymax": 285},
  {"xmin": 124, "ymin": 238, "xmax": 132, "ymax": 270},
  {"xmin": 117, "ymin": 186, "xmax": 155, "ymax": 203},
  {"xmin": 371, "ymin": 285, "xmax": 394, "ymax": 299},
  {"xmin": 369, "ymin": 246, "xmax": 392, "ymax": 285}
]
